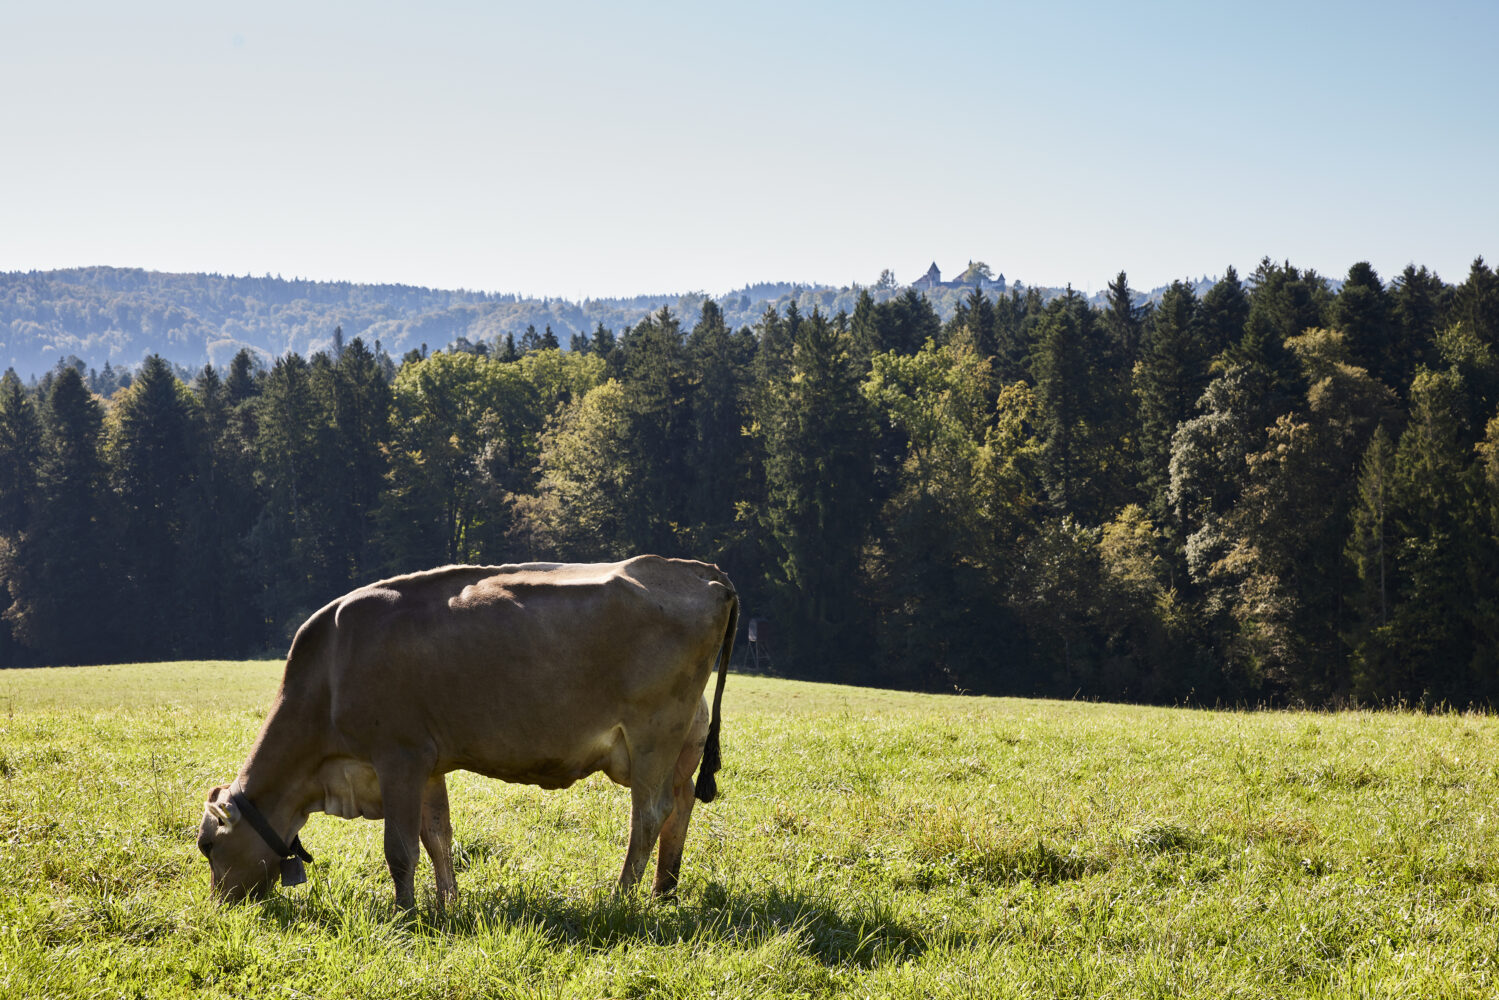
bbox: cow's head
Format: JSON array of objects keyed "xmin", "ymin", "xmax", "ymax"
[{"xmin": 197, "ymin": 784, "xmax": 281, "ymax": 903}]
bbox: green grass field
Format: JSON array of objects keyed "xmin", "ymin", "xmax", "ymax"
[{"xmin": 2, "ymin": 661, "xmax": 1497, "ymax": 998}]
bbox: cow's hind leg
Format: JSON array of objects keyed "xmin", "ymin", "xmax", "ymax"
[
  {"xmin": 375, "ymin": 751, "xmax": 433, "ymax": 910},
  {"xmin": 653, "ymin": 700, "xmax": 710, "ymax": 897},
  {"xmin": 421, "ymin": 773, "xmax": 457, "ymax": 910},
  {"xmin": 619, "ymin": 755, "xmax": 678, "ymax": 893}
]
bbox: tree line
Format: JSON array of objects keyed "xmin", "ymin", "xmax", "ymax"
[{"xmin": 2, "ymin": 256, "xmax": 1498, "ymax": 707}]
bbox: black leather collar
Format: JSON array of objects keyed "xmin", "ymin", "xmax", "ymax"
[{"xmin": 229, "ymin": 790, "xmax": 314, "ymax": 869}]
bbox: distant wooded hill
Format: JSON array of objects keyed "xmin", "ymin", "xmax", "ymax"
[{"xmin": 0, "ymin": 265, "xmax": 1208, "ymax": 381}]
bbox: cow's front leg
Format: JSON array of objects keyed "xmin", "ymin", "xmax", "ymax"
[
  {"xmin": 420, "ymin": 773, "xmax": 457, "ymax": 910},
  {"xmin": 375, "ymin": 752, "xmax": 431, "ymax": 910}
]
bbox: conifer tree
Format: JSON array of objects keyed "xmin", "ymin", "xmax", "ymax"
[
  {"xmin": 759, "ymin": 310, "xmax": 877, "ymax": 679},
  {"xmin": 1379, "ymin": 369, "xmax": 1480, "ymax": 703},
  {"xmin": 948, "ymin": 286, "xmax": 998, "ymax": 358},
  {"xmin": 1100, "ymin": 272, "xmax": 1146, "ymax": 502},
  {"xmin": 683, "ymin": 300, "xmax": 754, "ymax": 567},
  {"xmin": 849, "ymin": 288, "xmax": 880, "ymax": 369},
  {"xmin": 1345, "ymin": 424, "xmax": 1397, "ymax": 700},
  {"xmin": 853, "ymin": 290, "xmax": 941, "ymax": 361},
  {"xmin": 1198, "ymin": 266, "xmax": 1250, "ymax": 361},
  {"xmin": 326, "ymin": 337, "xmax": 392, "ymax": 578},
  {"xmin": 225, "ymin": 348, "xmax": 262, "ymax": 405},
  {"xmin": 179, "ymin": 364, "xmax": 263, "ymax": 654},
  {"xmin": 1134, "ymin": 281, "xmax": 1208, "ymax": 526},
  {"xmin": 498, "ymin": 332, "xmax": 520, "ymax": 362},
  {"xmin": 0, "ymin": 371, "xmax": 40, "ymax": 539},
  {"xmin": 589, "ymin": 322, "xmax": 619, "ymax": 374},
  {"xmin": 0, "ymin": 371, "xmax": 41, "ymax": 661},
  {"xmin": 1454, "ymin": 256, "xmax": 1499, "ymax": 348},
  {"xmin": 3, "ymin": 368, "xmax": 116, "ymax": 662},
  {"xmin": 991, "ymin": 287, "xmax": 1040, "ymax": 386},
  {"xmin": 1238, "ymin": 258, "xmax": 1325, "ymax": 396},
  {"xmin": 616, "ymin": 308, "xmax": 690, "ymax": 554},
  {"xmin": 1472, "ymin": 414, "xmax": 1499, "ymax": 694},
  {"xmin": 251, "ymin": 353, "xmax": 337, "ymax": 636},
  {"xmin": 1333, "ymin": 262, "xmax": 1395, "ymax": 389},
  {"xmin": 1032, "ymin": 290, "xmax": 1113, "ymax": 520},
  {"xmin": 1389, "ymin": 264, "xmax": 1445, "ymax": 395},
  {"xmin": 108, "ymin": 355, "xmax": 199, "ymax": 657},
  {"xmin": 1103, "ymin": 271, "xmax": 1146, "ymax": 365}
]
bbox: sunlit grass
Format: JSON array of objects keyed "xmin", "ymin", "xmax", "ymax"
[{"xmin": 1, "ymin": 662, "xmax": 1497, "ymax": 997}]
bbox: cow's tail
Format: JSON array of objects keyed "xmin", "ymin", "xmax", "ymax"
[{"xmin": 693, "ymin": 588, "xmax": 738, "ymax": 804}]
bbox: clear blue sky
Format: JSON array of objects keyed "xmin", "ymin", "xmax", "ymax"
[{"xmin": 3, "ymin": 1, "xmax": 1495, "ymax": 298}]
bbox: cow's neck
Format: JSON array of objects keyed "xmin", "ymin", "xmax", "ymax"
[{"xmin": 237, "ymin": 688, "xmax": 331, "ymax": 843}]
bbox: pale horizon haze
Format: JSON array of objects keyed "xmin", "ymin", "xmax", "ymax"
[{"xmin": 3, "ymin": 1, "xmax": 1496, "ymax": 299}]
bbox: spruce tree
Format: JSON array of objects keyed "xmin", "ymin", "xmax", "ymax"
[
  {"xmin": 1198, "ymin": 266, "xmax": 1250, "ymax": 361},
  {"xmin": 327, "ymin": 337, "xmax": 392, "ymax": 579},
  {"xmin": 1032, "ymin": 290, "xmax": 1113, "ymax": 521},
  {"xmin": 179, "ymin": 364, "xmax": 263, "ymax": 654},
  {"xmin": 759, "ymin": 310, "xmax": 877, "ymax": 680},
  {"xmin": 849, "ymin": 288, "xmax": 880, "ymax": 369},
  {"xmin": 225, "ymin": 348, "xmax": 262, "ymax": 405},
  {"xmin": 590, "ymin": 323, "xmax": 619, "ymax": 374},
  {"xmin": 1345, "ymin": 424, "xmax": 1397, "ymax": 700},
  {"xmin": 1103, "ymin": 271, "xmax": 1145, "ymax": 365},
  {"xmin": 0, "ymin": 371, "xmax": 41, "ymax": 661},
  {"xmin": 992, "ymin": 287, "xmax": 1040, "ymax": 386},
  {"xmin": 251, "ymin": 353, "xmax": 336, "ymax": 637},
  {"xmin": 1134, "ymin": 281, "xmax": 1208, "ymax": 526},
  {"xmin": 684, "ymin": 300, "xmax": 753, "ymax": 567},
  {"xmin": 0, "ymin": 371, "xmax": 40, "ymax": 538},
  {"xmin": 108, "ymin": 355, "xmax": 199, "ymax": 657},
  {"xmin": 1380, "ymin": 369, "xmax": 1480, "ymax": 703},
  {"xmin": 1238, "ymin": 258, "xmax": 1325, "ymax": 395},
  {"xmin": 1389, "ymin": 264, "xmax": 1445, "ymax": 394},
  {"xmin": 498, "ymin": 332, "xmax": 520, "ymax": 363},
  {"xmin": 1333, "ymin": 262, "xmax": 1395, "ymax": 389},
  {"xmin": 1100, "ymin": 271, "xmax": 1147, "ymax": 502},
  {"xmin": 616, "ymin": 308, "xmax": 690, "ymax": 554},
  {"xmin": 1454, "ymin": 256, "xmax": 1499, "ymax": 349},
  {"xmin": 3, "ymin": 368, "xmax": 117, "ymax": 662}
]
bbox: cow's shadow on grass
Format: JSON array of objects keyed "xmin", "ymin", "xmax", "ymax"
[{"xmin": 265, "ymin": 879, "xmax": 928, "ymax": 969}]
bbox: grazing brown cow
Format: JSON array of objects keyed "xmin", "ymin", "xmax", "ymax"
[{"xmin": 198, "ymin": 556, "xmax": 737, "ymax": 908}]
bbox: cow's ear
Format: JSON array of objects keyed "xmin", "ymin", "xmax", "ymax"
[{"xmin": 206, "ymin": 792, "xmax": 240, "ymax": 833}]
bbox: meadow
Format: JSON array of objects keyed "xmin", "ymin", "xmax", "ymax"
[{"xmin": 1, "ymin": 661, "xmax": 1497, "ymax": 998}]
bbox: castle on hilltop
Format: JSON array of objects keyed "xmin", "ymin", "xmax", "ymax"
[{"xmin": 911, "ymin": 261, "xmax": 1006, "ymax": 294}]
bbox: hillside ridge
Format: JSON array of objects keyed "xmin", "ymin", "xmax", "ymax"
[{"xmin": 0, "ymin": 265, "xmax": 1213, "ymax": 380}]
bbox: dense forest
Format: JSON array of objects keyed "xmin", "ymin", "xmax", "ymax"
[{"xmin": 2, "ymin": 256, "xmax": 1498, "ymax": 708}]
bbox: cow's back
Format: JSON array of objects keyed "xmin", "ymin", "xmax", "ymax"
[{"xmin": 309, "ymin": 557, "xmax": 732, "ymax": 784}]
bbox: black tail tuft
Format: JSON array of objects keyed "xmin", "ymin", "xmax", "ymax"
[{"xmin": 694, "ymin": 721, "xmax": 721, "ymax": 803}]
